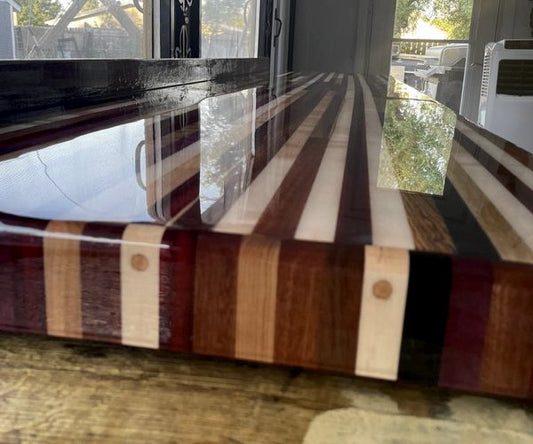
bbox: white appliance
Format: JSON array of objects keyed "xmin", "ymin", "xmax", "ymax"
[{"xmin": 478, "ymin": 40, "xmax": 533, "ymax": 153}]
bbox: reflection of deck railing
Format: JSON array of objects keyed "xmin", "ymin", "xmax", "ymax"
[{"xmin": 392, "ymin": 38, "xmax": 468, "ymax": 56}]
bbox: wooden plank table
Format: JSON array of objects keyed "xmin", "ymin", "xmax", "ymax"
[
  {"xmin": 0, "ymin": 71, "xmax": 532, "ymax": 402},
  {"xmin": 0, "ymin": 332, "xmax": 532, "ymax": 443}
]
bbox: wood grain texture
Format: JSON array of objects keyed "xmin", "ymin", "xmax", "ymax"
[
  {"xmin": 120, "ymin": 224, "xmax": 166, "ymax": 349},
  {"xmin": 1, "ymin": 333, "xmax": 531, "ymax": 444},
  {"xmin": 401, "ymin": 193, "xmax": 456, "ymax": 255},
  {"xmin": 193, "ymin": 233, "xmax": 240, "ymax": 357},
  {"xmin": 439, "ymin": 258, "xmax": 493, "ymax": 391},
  {"xmin": 80, "ymin": 223, "xmax": 125, "ymax": 343},
  {"xmin": 295, "ymin": 76, "xmax": 355, "ymax": 242},
  {"xmin": 235, "ymin": 235, "xmax": 281, "ymax": 362},
  {"xmin": 448, "ymin": 155, "xmax": 533, "ymax": 263},
  {"xmin": 479, "ymin": 262, "xmax": 533, "ymax": 398},
  {"xmin": 356, "ymin": 246, "xmax": 410, "ymax": 380},
  {"xmin": 44, "ymin": 221, "xmax": 85, "ymax": 338},
  {"xmin": 159, "ymin": 229, "xmax": 196, "ymax": 352},
  {"xmin": 448, "ymin": 149, "xmax": 533, "ymax": 262},
  {"xmin": 275, "ymin": 241, "xmax": 363, "ymax": 372}
]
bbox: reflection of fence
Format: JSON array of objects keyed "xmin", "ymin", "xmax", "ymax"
[
  {"xmin": 14, "ymin": 26, "xmax": 140, "ymax": 59},
  {"xmin": 393, "ymin": 39, "xmax": 468, "ymax": 56}
]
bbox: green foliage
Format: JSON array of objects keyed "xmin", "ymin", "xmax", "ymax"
[
  {"xmin": 202, "ymin": 0, "xmax": 246, "ymax": 33},
  {"xmin": 16, "ymin": 0, "xmax": 62, "ymax": 26},
  {"xmin": 378, "ymin": 79, "xmax": 456, "ymax": 195},
  {"xmin": 394, "ymin": 0, "xmax": 473, "ymax": 39}
]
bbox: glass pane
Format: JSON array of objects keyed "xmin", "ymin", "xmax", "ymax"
[
  {"xmin": 201, "ymin": 0, "xmax": 260, "ymax": 58},
  {"xmin": 391, "ymin": 0, "xmax": 474, "ymax": 113},
  {"xmin": 5, "ymin": 0, "xmax": 144, "ymax": 59}
]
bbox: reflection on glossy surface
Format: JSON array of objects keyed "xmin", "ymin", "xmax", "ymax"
[
  {"xmin": 199, "ymin": 89, "xmax": 256, "ymax": 223},
  {"xmin": 0, "ymin": 121, "xmax": 151, "ymax": 222},
  {"xmin": 378, "ymin": 79, "xmax": 457, "ymax": 196}
]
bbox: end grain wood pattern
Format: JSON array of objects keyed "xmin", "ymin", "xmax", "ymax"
[{"xmin": 0, "ymin": 72, "xmax": 532, "ymax": 400}]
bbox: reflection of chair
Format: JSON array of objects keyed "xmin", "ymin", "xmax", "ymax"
[{"xmin": 57, "ymin": 37, "xmax": 80, "ymax": 58}]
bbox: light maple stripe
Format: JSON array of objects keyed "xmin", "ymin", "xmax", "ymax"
[
  {"xmin": 356, "ymin": 245, "xmax": 410, "ymax": 380},
  {"xmin": 214, "ymin": 93, "xmax": 336, "ymax": 235},
  {"xmin": 121, "ymin": 224, "xmax": 166, "ymax": 348},
  {"xmin": 324, "ymin": 72, "xmax": 335, "ymax": 82},
  {"xmin": 44, "ymin": 221, "xmax": 85, "ymax": 338},
  {"xmin": 447, "ymin": 154, "xmax": 533, "ymax": 263},
  {"xmin": 456, "ymin": 120, "xmax": 533, "ymax": 189},
  {"xmin": 451, "ymin": 141, "xmax": 533, "ymax": 252},
  {"xmin": 235, "ymin": 235, "xmax": 281, "ymax": 362},
  {"xmin": 295, "ymin": 76, "xmax": 355, "ymax": 242},
  {"xmin": 358, "ymin": 74, "xmax": 415, "ymax": 250}
]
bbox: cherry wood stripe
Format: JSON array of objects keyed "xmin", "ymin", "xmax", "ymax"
[
  {"xmin": 480, "ymin": 262, "xmax": 533, "ymax": 398},
  {"xmin": 356, "ymin": 246, "xmax": 410, "ymax": 380},
  {"xmin": 214, "ymin": 92, "xmax": 335, "ymax": 235},
  {"xmin": 399, "ymin": 252, "xmax": 453, "ymax": 385},
  {"xmin": 358, "ymin": 75, "xmax": 414, "ymax": 250},
  {"xmin": 451, "ymin": 142, "xmax": 533, "ymax": 255},
  {"xmin": 44, "ymin": 221, "xmax": 85, "ymax": 338},
  {"xmin": 274, "ymin": 241, "xmax": 363, "ymax": 372},
  {"xmin": 448, "ymin": 154, "xmax": 533, "ymax": 263},
  {"xmin": 401, "ymin": 194, "xmax": 456, "ymax": 255},
  {"xmin": 120, "ymin": 224, "xmax": 166, "ymax": 349},
  {"xmin": 253, "ymin": 85, "xmax": 346, "ymax": 238},
  {"xmin": 335, "ymin": 75, "xmax": 372, "ymax": 244},
  {"xmin": 439, "ymin": 258, "xmax": 493, "ymax": 391},
  {"xmin": 295, "ymin": 76, "xmax": 355, "ymax": 242},
  {"xmin": 80, "ymin": 224, "xmax": 125, "ymax": 343},
  {"xmin": 0, "ymin": 216, "xmax": 47, "ymax": 334},
  {"xmin": 159, "ymin": 229, "xmax": 196, "ymax": 352},
  {"xmin": 193, "ymin": 233, "xmax": 239, "ymax": 357},
  {"xmin": 455, "ymin": 126, "xmax": 533, "ymax": 214},
  {"xmin": 235, "ymin": 235, "xmax": 281, "ymax": 362}
]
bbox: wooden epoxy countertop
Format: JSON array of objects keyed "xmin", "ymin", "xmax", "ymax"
[{"xmin": 0, "ymin": 72, "xmax": 532, "ymax": 401}]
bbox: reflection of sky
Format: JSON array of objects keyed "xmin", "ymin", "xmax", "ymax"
[{"xmin": 0, "ymin": 120, "xmax": 152, "ymax": 222}]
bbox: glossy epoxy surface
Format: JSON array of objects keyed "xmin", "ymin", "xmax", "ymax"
[
  {"xmin": 0, "ymin": 72, "xmax": 532, "ymax": 401},
  {"xmin": 0, "ymin": 73, "xmax": 532, "ymax": 264}
]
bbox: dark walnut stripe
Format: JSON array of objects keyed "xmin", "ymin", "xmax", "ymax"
[
  {"xmin": 401, "ymin": 193, "xmax": 456, "ymax": 255},
  {"xmin": 193, "ymin": 233, "xmax": 240, "ymax": 357},
  {"xmin": 399, "ymin": 252, "xmax": 452, "ymax": 385},
  {"xmin": 439, "ymin": 258, "xmax": 493, "ymax": 392},
  {"xmin": 455, "ymin": 129, "xmax": 533, "ymax": 214},
  {"xmin": 177, "ymin": 75, "xmax": 329, "ymax": 228},
  {"xmin": 80, "ymin": 223, "xmax": 125, "ymax": 343},
  {"xmin": 0, "ymin": 214, "xmax": 47, "ymax": 334},
  {"xmin": 335, "ymin": 75, "xmax": 372, "ymax": 245},
  {"xmin": 254, "ymin": 79, "xmax": 347, "ymax": 238},
  {"xmin": 458, "ymin": 117, "xmax": 533, "ymax": 171},
  {"xmin": 431, "ymin": 179, "xmax": 500, "ymax": 261},
  {"xmin": 159, "ymin": 229, "xmax": 196, "ymax": 352},
  {"xmin": 480, "ymin": 261, "xmax": 533, "ymax": 398},
  {"xmin": 274, "ymin": 240, "xmax": 363, "ymax": 372}
]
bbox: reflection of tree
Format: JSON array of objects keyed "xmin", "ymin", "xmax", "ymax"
[
  {"xmin": 378, "ymin": 92, "xmax": 456, "ymax": 195},
  {"xmin": 202, "ymin": 0, "xmax": 246, "ymax": 34},
  {"xmin": 17, "ymin": 0, "xmax": 62, "ymax": 26},
  {"xmin": 395, "ymin": 0, "xmax": 473, "ymax": 39}
]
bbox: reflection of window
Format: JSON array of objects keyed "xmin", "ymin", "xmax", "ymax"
[
  {"xmin": 7, "ymin": 0, "xmax": 144, "ymax": 60},
  {"xmin": 201, "ymin": 0, "xmax": 260, "ymax": 58},
  {"xmin": 390, "ymin": 0, "xmax": 473, "ymax": 113}
]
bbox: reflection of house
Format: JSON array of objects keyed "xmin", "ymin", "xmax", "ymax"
[{"xmin": 0, "ymin": 0, "xmax": 21, "ymax": 59}]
